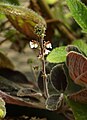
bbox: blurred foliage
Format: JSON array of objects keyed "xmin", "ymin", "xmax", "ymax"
[
  {"xmin": 0, "ymin": 98, "xmax": 6, "ymax": 119},
  {"xmin": 68, "ymin": 99, "xmax": 87, "ymax": 120},
  {"xmin": 0, "ymin": 0, "xmax": 19, "ymax": 5},
  {"xmin": 67, "ymin": 0, "xmax": 87, "ymax": 32},
  {"xmin": 45, "ymin": 0, "xmax": 58, "ymax": 5}
]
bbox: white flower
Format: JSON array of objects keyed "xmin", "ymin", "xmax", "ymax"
[
  {"xmin": 46, "ymin": 42, "xmax": 52, "ymax": 49},
  {"xmin": 44, "ymin": 49, "xmax": 51, "ymax": 55},
  {"xmin": 29, "ymin": 41, "xmax": 38, "ymax": 48}
]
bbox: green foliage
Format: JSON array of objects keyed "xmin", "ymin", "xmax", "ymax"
[
  {"xmin": 68, "ymin": 99, "xmax": 87, "ymax": 120},
  {"xmin": 0, "ymin": 0, "xmax": 19, "ymax": 5},
  {"xmin": 67, "ymin": 0, "xmax": 87, "ymax": 32},
  {"xmin": 72, "ymin": 40, "xmax": 87, "ymax": 56},
  {"xmin": 47, "ymin": 40, "xmax": 87, "ymax": 63},
  {"xmin": 47, "ymin": 46, "xmax": 67, "ymax": 63}
]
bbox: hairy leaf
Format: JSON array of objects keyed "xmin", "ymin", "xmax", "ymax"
[
  {"xmin": 66, "ymin": 45, "xmax": 81, "ymax": 53},
  {"xmin": 47, "ymin": 46, "xmax": 67, "ymax": 63},
  {"xmin": 50, "ymin": 64, "xmax": 67, "ymax": 92},
  {"xmin": 72, "ymin": 40, "xmax": 87, "ymax": 56},
  {"xmin": 0, "ymin": 3, "xmax": 46, "ymax": 39},
  {"xmin": 46, "ymin": 94, "xmax": 63, "ymax": 111},
  {"xmin": 66, "ymin": 51, "xmax": 87, "ymax": 87}
]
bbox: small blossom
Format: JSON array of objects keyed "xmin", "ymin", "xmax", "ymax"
[
  {"xmin": 46, "ymin": 43, "xmax": 52, "ymax": 49},
  {"xmin": 29, "ymin": 40, "xmax": 38, "ymax": 49},
  {"xmin": 44, "ymin": 49, "xmax": 51, "ymax": 55},
  {"xmin": 44, "ymin": 41, "xmax": 52, "ymax": 49}
]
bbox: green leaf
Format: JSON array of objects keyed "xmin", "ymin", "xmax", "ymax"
[
  {"xmin": 68, "ymin": 99, "xmax": 87, "ymax": 120},
  {"xmin": 72, "ymin": 40, "xmax": 87, "ymax": 56},
  {"xmin": 47, "ymin": 46, "xmax": 67, "ymax": 63},
  {"xmin": 67, "ymin": 0, "xmax": 87, "ymax": 31}
]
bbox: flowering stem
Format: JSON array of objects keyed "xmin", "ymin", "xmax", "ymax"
[{"xmin": 39, "ymin": 36, "xmax": 49, "ymax": 98}]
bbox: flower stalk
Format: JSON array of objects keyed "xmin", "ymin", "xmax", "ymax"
[{"xmin": 39, "ymin": 35, "xmax": 49, "ymax": 98}]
